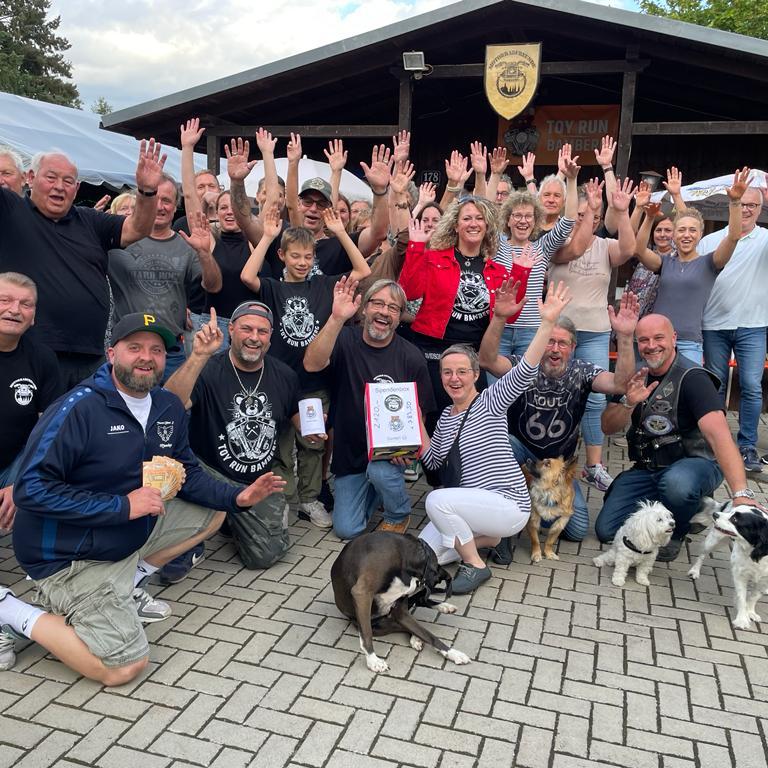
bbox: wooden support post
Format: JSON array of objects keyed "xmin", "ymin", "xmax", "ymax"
[
  {"xmin": 206, "ymin": 134, "xmax": 220, "ymax": 175},
  {"xmin": 615, "ymin": 47, "xmax": 638, "ymax": 180},
  {"xmin": 398, "ymin": 73, "xmax": 412, "ymax": 133}
]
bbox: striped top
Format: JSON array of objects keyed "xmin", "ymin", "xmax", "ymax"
[
  {"xmin": 423, "ymin": 358, "xmax": 539, "ymax": 509},
  {"xmin": 495, "ymin": 217, "xmax": 575, "ymax": 328}
]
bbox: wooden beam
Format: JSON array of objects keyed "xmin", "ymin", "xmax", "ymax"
[
  {"xmin": 632, "ymin": 121, "xmax": 768, "ymax": 136},
  {"xmin": 398, "ymin": 73, "xmax": 412, "ymax": 133},
  {"xmin": 615, "ymin": 48, "xmax": 639, "ymax": 180},
  {"xmin": 427, "ymin": 59, "xmax": 649, "ymax": 79},
  {"xmin": 206, "ymin": 134, "xmax": 220, "ymax": 174},
  {"xmin": 205, "ymin": 124, "xmax": 399, "ymax": 138}
]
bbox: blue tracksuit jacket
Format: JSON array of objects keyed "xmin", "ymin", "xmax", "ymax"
[{"xmin": 13, "ymin": 364, "xmax": 244, "ymax": 579}]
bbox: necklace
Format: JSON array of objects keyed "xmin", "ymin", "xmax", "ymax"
[
  {"xmin": 455, "ymin": 248, "xmax": 476, "ymax": 268},
  {"xmin": 229, "ymin": 350, "xmax": 265, "ymax": 394},
  {"xmin": 676, "ymin": 255, "xmax": 697, "ymax": 273}
]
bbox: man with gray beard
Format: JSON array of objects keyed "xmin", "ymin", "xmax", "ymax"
[{"xmin": 478, "ymin": 290, "xmax": 638, "ymax": 563}]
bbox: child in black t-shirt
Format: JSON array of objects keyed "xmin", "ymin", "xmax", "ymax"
[{"xmin": 240, "ymin": 208, "xmax": 371, "ymax": 527}]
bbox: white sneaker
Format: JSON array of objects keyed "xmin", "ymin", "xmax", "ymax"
[
  {"xmin": 299, "ymin": 500, "xmax": 333, "ymax": 529},
  {"xmin": 0, "ymin": 587, "xmax": 17, "ymax": 671},
  {"xmin": 581, "ymin": 463, "xmax": 614, "ymax": 492},
  {"xmin": 404, "ymin": 461, "xmax": 422, "ymax": 482},
  {"xmin": 132, "ymin": 587, "xmax": 172, "ymax": 623}
]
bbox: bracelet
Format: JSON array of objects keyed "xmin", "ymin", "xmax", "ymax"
[
  {"xmin": 371, "ymin": 185, "xmax": 390, "ymax": 197},
  {"xmin": 601, "ymin": 165, "xmax": 613, "ymax": 172},
  {"xmin": 394, "ymin": 202, "xmax": 410, "ymax": 210},
  {"xmin": 525, "ymin": 178, "xmax": 536, "ymax": 185},
  {"xmin": 137, "ymin": 188, "xmax": 157, "ymax": 197},
  {"xmin": 446, "ymin": 184, "xmax": 461, "ymax": 192}
]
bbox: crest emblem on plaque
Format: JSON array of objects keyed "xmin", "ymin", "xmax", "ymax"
[{"xmin": 485, "ymin": 44, "xmax": 541, "ymax": 120}]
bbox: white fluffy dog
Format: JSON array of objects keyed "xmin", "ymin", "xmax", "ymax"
[{"xmin": 593, "ymin": 501, "xmax": 675, "ymax": 586}]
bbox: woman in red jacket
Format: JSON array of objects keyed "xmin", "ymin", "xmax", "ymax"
[{"xmin": 400, "ymin": 196, "xmax": 532, "ymax": 429}]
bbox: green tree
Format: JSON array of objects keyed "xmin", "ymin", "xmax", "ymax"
[
  {"xmin": 91, "ymin": 96, "xmax": 113, "ymax": 116},
  {"xmin": 0, "ymin": 0, "xmax": 81, "ymax": 107},
  {"xmin": 639, "ymin": 0, "xmax": 768, "ymax": 40}
]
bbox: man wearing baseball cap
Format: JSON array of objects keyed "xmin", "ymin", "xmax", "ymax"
[
  {"xmin": 164, "ymin": 301, "xmax": 325, "ymax": 577},
  {"xmin": 1, "ymin": 311, "xmax": 285, "ymax": 682}
]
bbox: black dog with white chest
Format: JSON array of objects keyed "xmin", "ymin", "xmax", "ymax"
[{"xmin": 331, "ymin": 532, "xmax": 470, "ymax": 673}]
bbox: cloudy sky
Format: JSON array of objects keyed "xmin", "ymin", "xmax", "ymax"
[{"xmin": 50, "ymin": 0, "xmax": 637, "ymax": 113}]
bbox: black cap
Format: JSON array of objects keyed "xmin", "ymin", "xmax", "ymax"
[
  {"xmin": 111, "ymin": 312, "xmax": 177, "ymax": 349},
  {"xmin": 230, "ymin": 301, "xmax": 274, "ymax": 327}
]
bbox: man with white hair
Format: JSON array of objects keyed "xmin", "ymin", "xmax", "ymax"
[
  {"xmin": 0, "ymin": 142, "xmax": 166, "ymax": 387},
  {"xmin": 0, "ymin": 147, "xmax": 25, "ymax": 196}
]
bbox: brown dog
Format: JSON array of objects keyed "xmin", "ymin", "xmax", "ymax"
[{"xmin": 523, "ymin": 456, "xmax": 578, "ymax": 562}]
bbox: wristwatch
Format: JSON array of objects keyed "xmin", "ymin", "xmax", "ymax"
[
  {"xmin": 731, "ymin": 488, "xmax": 756, "ymax": 500},
  {"xmin": 619, "ymin": 395, "xmax": 635, "ymax": 410}
]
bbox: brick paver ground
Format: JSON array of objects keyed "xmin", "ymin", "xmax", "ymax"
[{"xmin": 1, "ymin": 415, "xmax": 767, "ymax": 767}]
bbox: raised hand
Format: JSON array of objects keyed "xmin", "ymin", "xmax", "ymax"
[
  {"xmin": 516, "ymin": 152, "xmax": 536, "ymax": 181},
  {"xmin": 594, "ymin": 135, "xmax": 616, "ymax": 168},
  {"xmin": 135, "ymin": 138, "xmax": 167, "ymax": 191},
  {"xmin": 392, "ymin": 130, "xmax": 411, "ymax": 164},
  {"xmin": 418, "ymin": 181, "xmax": 436, "ymax": 206},
  {"xmin": 610, "ymin": 177, "xmax": 634, "ymax": 213},
  {"xmin": 323, "ymin": 139, "xmax": 348, "ymax": 172},
  {"xmin": 178, "ymin": 210, "xmax": 211, "ymax": 252},
  {"xmin": 390, "ymin": 160, "xmax": 415, "ymax": 195},
  {"xmin": 236, "ymin": 472, "xmax": 288, "ymax": 509},
  {"xmin": 662, "ymin": 166, "xmax": 682, "ymax": 196},
  {"xmin": 470, "ymin": 141, "xmax": 488, "ymax": 175},
  {"xmin": 512, "ymin": 243, "xmax": 540, "ymax": 270},
  {"xmin": 180, "ymin": 117, "xmax": 205, "ymax": 148},
  {"xmin": 584, "ymin": 177, "xmax": 605, "ymax": 211},
  {"xmin": 727, "ymin": 166, "xmax": 751, "ymax": 201},
  {"xmin": 494, "ymin": 277, "xmax": 526, "ymax": 318},
  {"xmin": 408, "ymin": 216, "xmax": 430, "ymax": 243},
  {"xmin": 263, "ymin": 206, "xmax": 283, "ymax": 239},
  {"xmin": 255, "ymin": 127, "xmax": 277, "ymax": 156},
  {"xmin": 645, "ymin": 201, "xmax": 663, "ymax": 219},
  {"xmin": 331, "ymin": 275, "xmax": 362, "ymax": 321},
  {"xmin": 624, "ymin": 367, "xmax": 658, "ymax": 407},
  {"xmin": 192, "ymin": 306, "xmax": 224, "ymax": 358},
  {"xmin": 608, "ymin": 290, "xmax": 640, "ymax": 336},
  {"xmin": 360, "ymin": 144, "xmax": 393, "ymax": 194},
  {"xmin": 322, "ymin": 206, "xmax": 346, "ymax": 236},
  {"xmin": 490, "ymin": 146, "xmax": 510, "ymax": 176},
  {"xmin": 445, "ymin": 150, "xmax": 470, "ymax": 186},
  {"xmin": 558, "ymin": 144, "xmax": 580, "ymax": 180},
  {"xmin": 225, "ymin": 138, "xmax": 257, "ymax": 181},
  {"xmin": 93, "ymin": 194, "xmax": 111, "ymax": 212},
  {"xmin": 286, "ymin": 132, "xmax": 302, "ymax": 163},
  {"xmin": 634, "ymin": 180, "xmax": 651, "ymax": 208},
  {"xmin": 539, "ymin": 280, "xmax": 572, "ymax": 324}
]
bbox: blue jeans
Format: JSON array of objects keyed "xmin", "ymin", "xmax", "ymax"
[
  {"xmin": 488, "ymin": 325, "xmax": 538, "ymax": 385},
  {"xmin": 595, "ymin": 458, "xmax": 723, "ymax": 543},
  {"xmin": 676, "ymin": 340, "xmax": 704, "ymax": 365},
  {"xmin": 198, "ymin": 312, "xmax": 231, "ymax": 351},
  {"xmin": 333, "ymin": 461, "xmax": 411, "ymax": 540},
  {"xmin": 574, "ymin": 330, "xmax": 610, "ymax": 447},
  {"xmin": 703, "ymin": 328, "xmax": 766, "ymax": 450},
  {"xmin": 509, "ymin": 435, "xmax": 589, "ymax": 541}
]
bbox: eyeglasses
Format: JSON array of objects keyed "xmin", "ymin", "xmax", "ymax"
[
  {"xmin": 741, "ymin": 202, "xmax": 761, "ymax": 211},
  {"xmin": 510, "ymin": 213, "xmax": 535, "ymax": 222},
  {"xmin": 300, "ymin": 197, "xmax": 331, "ymax": 211},
  {"xmin": 368, "ymin": 298, "xmax": 402, "ymax": 315},
  {"xmin": 546, "ymin": 339, "xmax": 572, "ymax": 349},
  {"xmin": 441, "ymin": 368, "xmax": 474, "ymax": 377},
  {"xmin": 496, "ymin": 191, "xmax": 510, "ymax": 199}
]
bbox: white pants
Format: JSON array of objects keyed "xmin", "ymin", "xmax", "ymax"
[{"xmin": 419, "ymin": 487, "xmax": 529, "ymax": 565}]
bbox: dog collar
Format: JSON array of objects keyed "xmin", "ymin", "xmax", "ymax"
[{"xmin": 622, "ymin": 536, "xmax": 654, "ymax": 555}]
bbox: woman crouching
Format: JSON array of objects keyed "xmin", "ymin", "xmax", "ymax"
[{"xmin": 417, "ymin": 281, "xmax": 572, "ymax": 593}]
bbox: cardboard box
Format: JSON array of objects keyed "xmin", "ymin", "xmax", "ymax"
[{"xmin": 365, "ymin": 381, "xmax": 422, "ymax": 460}]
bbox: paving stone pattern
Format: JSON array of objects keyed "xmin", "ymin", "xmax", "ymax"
[{"xmin": 1, "ymin": 419, "xmax": 767, "ymax": 767}]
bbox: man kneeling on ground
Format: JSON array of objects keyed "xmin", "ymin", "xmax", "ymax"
[{"xmin": 0, "ymin": 313, "xmax": 284, "ymax": 684}]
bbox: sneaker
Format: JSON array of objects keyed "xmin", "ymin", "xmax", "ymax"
[
  {"xmin": 656, "ymin": 538, "xmax": 684, "ymax": 562},
  {"xmin": 452, "ymin": 562, "xmax": 492, "ymax": 594},
  {"xmin": 612, "ymin": 436, "xmax": 628, "ymax": 448},
  {"xmin": 490, "ymin": 536, "xmax": 513, "ymax": 565},
  {"xmin": 157, "ymin": 543, "xmax": 205, "ymax": 584},
  {"xmin": 0, "ymin": 588, "xmax": 19, "ymax": 671},
  {"xmin": 132, "ymin": 587, "xmax": 172, "ymax": 623},
  {"xmin": 298, "ymin": 500, "xmax": 332, "ymax": 529},
  {"xmin": 378, "ymin": 515, "xmax": 411, "ymax": 535},
  {"xmin": 742, "ymin": 447, "xmax": 763, "ymax": 473},
  {"xmin": 403, "ymin": 461, "xmax": 422, "ymax": 483},
  {"xmin": 581, "ymin": 464, "xmax": 614, "ymax": 492},
  {"xmin": 318, "ymin": 479, "xmax": 334, "ymax": 511},
  {"xmin": 760, "ymin": 453, "xmax": 768, "ymax": 466}
]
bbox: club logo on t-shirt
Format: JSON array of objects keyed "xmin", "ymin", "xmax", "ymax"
[
  {"xmin": 134, "ymin": 256, "xmax": 182, "ymax": 296},
  {"xmin": 373, "ymin": 374, "xmax": 394, "ymax": 384},
  {"xmin": 10, "ymin": 378, "xmax": 36, "ymax": 406},
  {"xmin": 218, "ymin": 388, "xmax": 277, "ymax": 474},
  {"xmin": 280, "ymin": 296, "xmax": 320, "ymax": 348},
  {"xmin": 452, "ymin": 270, "xmax": 490, "ymax": 322},
  {"xmin": 157, "ymin": 420, "xmax": 174, "ymax": 446}
]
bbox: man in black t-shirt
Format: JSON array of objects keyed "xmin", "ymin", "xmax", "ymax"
[
  {"xmin": 165, "ymin": 302, "xmax": 326, "ymax": 571},
  {"xmin": 304, "ymin": 278, "xmax": 435, "ymax": 540},
  {"xmin": 0, "ymin": 272, "xmax": 62, "ymax": 532},
  {"xmin": 597, "ymin": 314, "xmax": 754, "ymax": 561},
  {"xmin": 0, "ymin": 142, "xmax": 167, "ymax": 388}
]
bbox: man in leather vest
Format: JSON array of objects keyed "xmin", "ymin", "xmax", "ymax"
[{"xmin": 596, "ymin": 314, "xmax": 755, "ymax": 561}]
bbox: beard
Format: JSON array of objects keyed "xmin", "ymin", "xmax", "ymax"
[
  {"xmin": 231, "ymin": 340, "xmax": 264, "ymax": 366},
  {"xmin": 541, "ymin": 357, "xmax": 567, "ymax": 378},
  {"xmin": 364, "ymin": 316, "xmax": 394, "ymax": 342},
  {"xmin": 113, "ymin": 360, "xmax": 162, "ymax": 393}
]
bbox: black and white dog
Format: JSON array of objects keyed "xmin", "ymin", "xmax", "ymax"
[
  {"xmin": 330, "ymin": 532, "xmax": 470, "ymax": 673},
  {"xmin": 689, "ymin": 498, "xmax": 768, "ymax": 630}
]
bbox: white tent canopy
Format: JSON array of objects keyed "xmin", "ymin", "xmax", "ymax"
[{"xmin": 0, "ymin": 91, "xmax": 198, "ymax": 189}]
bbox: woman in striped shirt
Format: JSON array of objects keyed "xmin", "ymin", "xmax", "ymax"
[{"xmin": 418, "ymin": 281, "xmax": 572, "ymax": 594}]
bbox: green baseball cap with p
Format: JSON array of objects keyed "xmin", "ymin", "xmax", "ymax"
[
  {"xmin": 111, "ymin": 312, "xmax": 177, "ymax": 349},
  {"xmin": 299, "ymin": 177, "xmax": 333, "ymax": 203}
]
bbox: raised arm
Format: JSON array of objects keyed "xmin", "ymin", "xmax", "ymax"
[
  {"xmin": 595, "ymin": 136, "xmax": 619, "ymax": 235},
  {"xmin": 358, "ymin": 144, "xmax": 393, "ymax": 256},
  {"xmin": 593, "ymin": 290, "xmax": 640, "ymax": 394},
  {"xmin": 324, "ymin": 139, "xmax": 347, "ymax": 207},
  {"xmin": 633, "ymin": 204, "xmax": 663, "ymax": 272},
  {"xmin": 303, "ymin": 277, "xmax": 360, "ymax": 372},
  {"xmin": 322, "ymin": 207, "xmax": 371, "ymax": 283},
  {"xmin": 478, "ymin": 277, "xmax": 520, "ymax": 378},
  {"xmin": 607, "ymin": 178, "xmax": 637, "ymax": 267},
  {"xmin": 440, "ymin": 150, "xmax": 472, "ymax": 208},
  {"xmin": 411, "ymin": 181, "xmax": 436, "ymax": 220},
  {"xmin": 662, "ymin": 166, "xmax": 686, "ymax": 214},
  {"xmin": 255, "ymin": 127, "xmax": 281, "ymax": 219},
  {"xmin": 225, "ymin": 138, "xmax": 263, "ymax": 245},
  {"xmin": 179, "ymin": 211, "xmax": 222, "ymax": 292},
  {"xmin": 179, "ymin": 118, "xmax": 206, "ymax": 224},
  {"xmin": 389, "ymin": 160, "xmax": 416, "ymax": 234},
  {"xmin": 240, "ymin": 208, "xmax": 282, "ymax": 292},
  {"xmin": 713, "ymin": 167, "xmax": 750, "ymax": 269},
  {"xmin": 630, "ymin": 180, "xmax": 651, "ymax": 235},
  {"xmin": 121, "ymin": 139, "xmax": 167, "ymax": 246},
  {"xmin": 286, "ymin": 132, "xmax": 303, "ymax": 227},
  {"xmin": 516, "ymin": 152, "xmax": 538, "ymax": 195},
  {"xmin": 523, "ymin": 282, "xmax": 572, "ymax": 369},
  {"xmin": 469, "ymin": 141, "xmax": 488, "ymax": 199},
  {"xmin": 487, "ymin": 146, "xmax": 511, "ymax": 200}
]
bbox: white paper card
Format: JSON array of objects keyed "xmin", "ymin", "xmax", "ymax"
[{"xmin": 299, "ymin": 397, "xmax": 325, "ymax": 436}]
